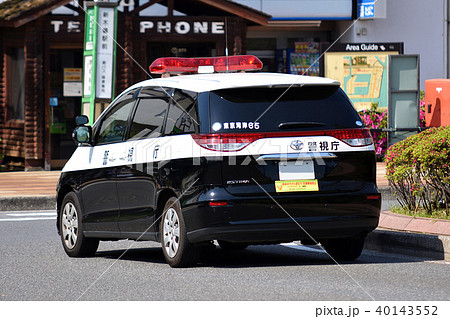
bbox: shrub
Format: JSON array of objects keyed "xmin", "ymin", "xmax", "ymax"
[
  {"xmin": 358, "ymin": 103, "xmax": 387, "ymax": 158},
  {"xmin": 385, "ymin": 126, "xmax": 450, "ymax": 215}
]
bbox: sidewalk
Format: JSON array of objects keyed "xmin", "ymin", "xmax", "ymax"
[
  {"xmin": 0, "ymin": 162, "xmax": 391, "ymax": 199},
  {"xmin": 0, "ymin": 170, "xmax": 60, "ymax": 197},
  {"xmin": 0, "ymin": 162, "xmax": 449, "ymax": 260}
]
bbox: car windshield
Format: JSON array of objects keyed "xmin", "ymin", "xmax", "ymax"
[{"xmin": 208, "ymin": 86, "xmax": 362, "ymax": 133}]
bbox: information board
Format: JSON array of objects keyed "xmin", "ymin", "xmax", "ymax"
[{"xmin": 324, "ymin": 43, "xmax": 403, "ymax": 111}]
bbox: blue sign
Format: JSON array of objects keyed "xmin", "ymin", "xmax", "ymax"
[
  {"xmin": 358, "ymin": 0, "xmax": 374, "ymax": 19},
  {"xmin": 50, "ymin": 97, "xmax": 58, "ymax": 107}
]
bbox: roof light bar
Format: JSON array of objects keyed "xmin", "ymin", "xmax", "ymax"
[{"xmin": 149, "ymin": 55, "xmax": 263, "ymax": 74}]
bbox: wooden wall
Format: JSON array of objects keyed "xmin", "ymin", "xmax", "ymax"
[
  {"xmin": 0, "ymin": 27, "xmax": 26, "ymax": 169},
  {"xmin": 0, "ymin": 21, "xmax": 45, "ymax": 170},
  {"xmin": 24, "ymin": 20, "xmax": 45, "ymax": 165}
]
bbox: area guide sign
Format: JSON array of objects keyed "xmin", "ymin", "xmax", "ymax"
[{"xmin": 324, "ymin": 43, "xmax": 403, "ymax": 111}]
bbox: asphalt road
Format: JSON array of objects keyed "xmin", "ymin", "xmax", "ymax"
[{"xmin": 0, "ymin": 210, "xmax": 449, "ymax": 301}]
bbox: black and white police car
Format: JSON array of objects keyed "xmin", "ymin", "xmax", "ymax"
[{"xmin": 57, "ymin": 55, "xmax": 381, "ymax": 267}]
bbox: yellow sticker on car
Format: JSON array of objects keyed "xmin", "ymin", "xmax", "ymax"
[{"xmin": 275, "ymin": 180, "xmax": 319, "ymax": 192}]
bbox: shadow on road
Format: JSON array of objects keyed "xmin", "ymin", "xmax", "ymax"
[{"xmin": 93, "ymin": 243, "xmax": 429, "ymax": 268}]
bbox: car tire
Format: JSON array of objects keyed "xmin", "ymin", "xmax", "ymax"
[
  {"xmin": 321, "ymin": 237, "xmax": 365, "ymax": 261},
  {"xmin": 218, "ymin": 241, "xmax": 248, "ymax": 251},
  {"xmin": 60, "ymin": 192, "xmax": 99, "ymax": 257},
  {"xmin": 160, "ymin": 197, "xmax": 201, "ymax": 267}
]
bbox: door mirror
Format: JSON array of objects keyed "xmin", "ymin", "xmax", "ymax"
[
  {"xmin": 75, "ymin": 115, "xmax": 89, "ymax": 126},
  {"xmin": 72, "ymin": 126, "xmax": 92, "ymax": 145}
]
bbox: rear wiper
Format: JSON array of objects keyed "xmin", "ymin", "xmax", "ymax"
[{"xmin": 278, "ymin": 122, "xmax": 326, "ymax": 129}]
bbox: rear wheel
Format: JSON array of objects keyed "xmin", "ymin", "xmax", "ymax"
[
  {"xmin": 321, "ymin": 237, "xmax": 365, "ymax": 261},
  {"xmin": 160, "ymin": 197, "xmax": 201, "ymax": 267},
  {"xmin": 60, "ymin": 192, "xmax": 99, "ymax": 257}
]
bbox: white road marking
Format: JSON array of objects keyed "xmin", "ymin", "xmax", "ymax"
[
  {"xmin": 0, "ymin": 217, "xmax": 56, "ymax": 222},
  {"xmin": 6, "ymin": 213, "xmax": 56, "ymax": 217},
  {"xmin": 0, "ymin": 211, "xmax": 56, "ymax": 222}
]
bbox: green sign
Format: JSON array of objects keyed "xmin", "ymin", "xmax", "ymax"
[{"xmin": 82, "ymin": 2, "xmax": 118, "ymax": 125}]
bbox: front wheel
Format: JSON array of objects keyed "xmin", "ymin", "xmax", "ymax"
[
  {"xmin": 160, "ymin": 197, "xmax": 201, "ymax": 267},
  {"xmin": 60, "ymin": 192, "xmax": 99, "ymax": 257},
  {"xmin": 321, "ymin": 237, "xmax": 365, "ymax": 261}
]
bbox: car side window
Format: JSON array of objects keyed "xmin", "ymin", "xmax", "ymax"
[
  {"xmin": 164, "ymin": 89, "xmax": 199, "ymax": 135},
  {"xmin": 128, "ymin": 88, "xmax": 170, "ymax": 140},
  {"xmin": 96, "ymin": 91, "xmax": 137, "ymax": 145}
]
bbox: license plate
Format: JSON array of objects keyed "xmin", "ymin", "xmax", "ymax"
[
  {"xmin": 275, "ymin": 179, "xmax": 319, "ymax": 192},
  {"xmin": 278, "ymin": 160, "xmax": 315, "ymax": 180}
]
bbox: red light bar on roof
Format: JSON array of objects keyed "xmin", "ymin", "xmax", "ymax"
[{"xmin": 149, "ymin": 55, "xmax": 263, "ymax": 74}]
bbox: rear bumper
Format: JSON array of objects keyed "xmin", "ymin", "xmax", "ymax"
[
  {"xmin": 182, "ymin": 185, "xmax": 381, "ymax": 244},
  {"xmin": 187, "ymin": 215, "xmax": 379, "ymax": 244}
]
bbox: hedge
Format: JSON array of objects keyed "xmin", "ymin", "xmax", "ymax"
[{"xmin": 385, "ymin": 126, "xmax": 450, "ymax": 215}]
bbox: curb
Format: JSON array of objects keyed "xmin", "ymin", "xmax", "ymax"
[
  {"xmin": 365, "ymin": 229, "xmax": 450, "ymax": 262},
  {"xmin": 0, "ymin": 196, "xmax": 56, "ymax": 211},
  {"xmin": 379, "ymin": 187, "xmax": 394, "ymax": 197}
]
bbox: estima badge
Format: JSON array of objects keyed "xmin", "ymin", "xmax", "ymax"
[{"xmin": 290, "ymin": 140, "xmax": 304, "ymax": 151}]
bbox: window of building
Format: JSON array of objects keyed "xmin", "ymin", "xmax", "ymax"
[{"xmin": 8, "ymin": 48, "xmax": 25, "ymax": 120}]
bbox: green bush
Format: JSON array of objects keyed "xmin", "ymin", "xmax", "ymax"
[{"xmin": 385, "ymin": 126, "xmax": 450, "ymax": 215}]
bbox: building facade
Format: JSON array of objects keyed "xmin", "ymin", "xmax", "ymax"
[
  {"xmin": 2, "ymin": 0, "xmax": 445, "ymax": 171},
  {"xmin": 0, "ymin": 0, "xmax": 270, "ymax": 170}
]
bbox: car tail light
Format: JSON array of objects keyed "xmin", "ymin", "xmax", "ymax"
[
  {"xmin": 149, "ymin": 55, "xmax": 263, "ymax": 74},
  {"xmin": 192, "ymin": 133, "xmax": 265, "ymax": 151},
  {"xmin": 209, "ymin": 201, "xmax": 228, "ymax": 207},
  {"xmin": 192, "ymin": 129, "xmax": 373, "ymax": 152},
  {"xmin": 327, "ymin": 129, "xmax": 373, "ymax": 146}
]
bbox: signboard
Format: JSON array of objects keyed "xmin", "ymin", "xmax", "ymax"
[
  {"xmin": 82, "ymin": 2, "xmax": 118, "ymax": 124},
  {"xmin": 139, "ymin": 19, "xmax": 225, "ymax": 35},
  {"xmin": 63, "ymin": 82, "xmax": 82, "ymax": 97},
  {"xmin": 83, "ymin": 55, "xmax": 93, "ymax": 96},
  {"xmin": 96, "ymin": 6, "xmax": 115, "ymax": 99},
  {"xmin": 64, "ymin": 68, "xmax": 82, "ymax": 82},
  {"xmin": 324, "ymin": 43, "xmax": 403, "ymax": 111},
  {"xmin": 358, "ymin": 0, "xmax": 374, "ymax": 19},
  {"xmin": 85, "ymin": 8, "xmax": 95, "ymax": 50},
  {"xmin": 233, "ymin": 0, "xmax": 353, "ymax": 20},
  {"xmin": 51, "ymin": 20, "xmax": 82, "ymax": 33}
]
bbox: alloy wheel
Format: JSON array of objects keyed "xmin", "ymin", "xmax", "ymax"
[
  {"xmin": 62, "ymin": 202, "xmax": 78, "ymax": 249},
  {"xmin": 163, "ymin": 207, "xmax": 180, "ymax": 258}
]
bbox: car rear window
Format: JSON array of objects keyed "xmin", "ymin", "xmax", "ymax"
[{"xmin": 208, "ymin": 86, "xmax": 363, "ymax": 133}]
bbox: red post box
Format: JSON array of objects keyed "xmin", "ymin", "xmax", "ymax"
[{"xmin": 425, "ymin": 79, "xmax": 450, "ymax": 127}]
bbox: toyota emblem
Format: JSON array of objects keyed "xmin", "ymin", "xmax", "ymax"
[{"xmin": 290, "ymin": 140, "xmax": 303, "ymax": 151}]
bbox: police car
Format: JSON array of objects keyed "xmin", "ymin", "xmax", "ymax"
[{"xmin": 56, "ymin": 55, "xmax": 381, "ymax": 267}]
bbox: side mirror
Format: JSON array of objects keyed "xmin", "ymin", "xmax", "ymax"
[
  {"xmin": 72, "ymin": 126, "xmax": 92, "ymax": 145},
  {"xmin": 75, "ymin": 115, "xmax": 89, "ymax": 126}
]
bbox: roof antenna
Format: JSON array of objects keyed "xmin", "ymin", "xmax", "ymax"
[{"xmin": 225, "ymin": 17, "xmax": 229, "ymax": 72}]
